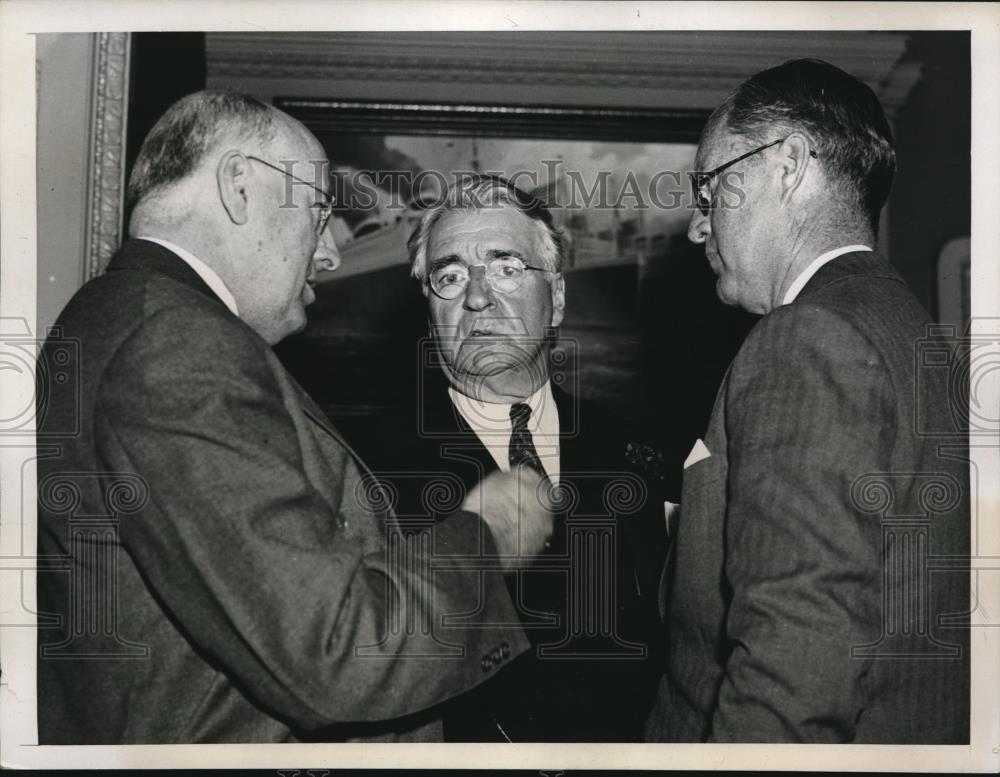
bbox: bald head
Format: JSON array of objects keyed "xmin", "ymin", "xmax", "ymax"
[
  {"xmin": 127, "ymin": 91, "xmax": 280, "ymax": 217},
  {"xmin": 124, "ymin": 89, "xmax": 341, "ymax": 346}
]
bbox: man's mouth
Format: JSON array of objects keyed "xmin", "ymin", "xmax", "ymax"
[
  {"xmin": 462, "ymin": 319, "xmax": 529, "ymax": 342},
  {"xmin": 462, "ymin": 327, "xmax": 519, "ymax": 347}
]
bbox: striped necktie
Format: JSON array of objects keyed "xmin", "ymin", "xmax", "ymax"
[{"xmin": 508, "ymin": 402, "xmax": 547, "ymax": 479}]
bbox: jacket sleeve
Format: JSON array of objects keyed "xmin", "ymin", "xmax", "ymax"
[
  {"xmin": 94, "ymin": 304, "xmax": 528, "ymax": 731},
  {"xmin": 708, "ymin": 302, "xmax": 890, "ymax": 742}
]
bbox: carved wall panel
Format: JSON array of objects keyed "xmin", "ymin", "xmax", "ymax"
[
  {"xmin": 205, "ymin": 31, "xmax": 920, "ymax": 118},
  {"xmin": 85, "ymin": 33, "xmax": 131, "ymax": 279}
]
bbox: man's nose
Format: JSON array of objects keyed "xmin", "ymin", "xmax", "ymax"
[
  {"xmin": 463, "ymin": 265, "xmax": 495, "ymax": 311},
  {"xmin": 687, "ymin": 208, "xmax": 711, "ymax": 245},
  {"xmin": 311, "ymin": 225, "xmax": 342, "ymax": 276}
]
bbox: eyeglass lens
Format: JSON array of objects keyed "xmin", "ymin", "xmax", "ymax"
[
  {"xmin": 313, "ymin": 205, "xmax": 333, "ymax": 235},
  {"xmin": 690, "ymin": 174, "xmax": 713, "ymax": 216},
  {"xmin": 431, "ymin": 258, "xmax": 530, "ymax": 299}
]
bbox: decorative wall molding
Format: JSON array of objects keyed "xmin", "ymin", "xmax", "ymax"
[
  {"xmin": 274, "ymin": 98, "xmax": 709, "ymax": 142},
  {"xmin": 206, "ymin": 31, "xmax": 919, "ymax": 115},
  {"xmin": 85, "ymin": 32, "xmax": 131, "ymax": 280}
]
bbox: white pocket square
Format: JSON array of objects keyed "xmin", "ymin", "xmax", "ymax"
[
  {"xmin": 684, "ymin": 438, "xmax": 711, "ymax": 469},
  {"xmin": 664, "ymin": 501, "xmax": 680, "ymax": 535}
]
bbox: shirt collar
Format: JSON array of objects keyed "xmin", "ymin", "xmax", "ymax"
[
  {"xmin": 781, "ymin": 245, "xmax": 873, "ymax": 306},
  {"xmin": 448, "ymin": 382, "xmax": 555, "ymax": 436},
  {"xmin": 447, "ymin": 381, "xmax": 561, "ymax": 483},
  {"xmin": 136, "ymin": 237, "xmax": 240, "ymax": 317}
]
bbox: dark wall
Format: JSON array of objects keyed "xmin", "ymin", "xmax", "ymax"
[
  {"xmin": 124, "ymin": 33, "xmax": 206, "ymax": 222},
  {"xmin": 889, "ymin": 32, "xmax": 970, "ymax": 318}
]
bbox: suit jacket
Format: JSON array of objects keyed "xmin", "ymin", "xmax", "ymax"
[
  {"xmin": 339, "ymin": 370, "xmax": 668, "ymax": 742},
  {"xmin": 36, "ymin": 240, "xmax": 530, "ymax": 743},
  {"xmin": 645, "ymin": 252, "xmax": 970, "ymax": 743}
]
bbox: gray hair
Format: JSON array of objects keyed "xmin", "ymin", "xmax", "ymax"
[
  {"xmin": 127, "ymin": 89, "xmax": 277, "ymax": 210},
  {"xmin": 407, "ymin": 174, "xmax": 567, "ymax": 284}
]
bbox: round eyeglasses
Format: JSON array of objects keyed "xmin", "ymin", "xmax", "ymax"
[{"xmin": 428, "ymin": 257, "xmax": 549, "ymax": 300}]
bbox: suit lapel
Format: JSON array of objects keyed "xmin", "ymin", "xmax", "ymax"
[
  {"xmin": 796, "ymin": 251, "xmax": 901, "ymax": 301},
  {"xmin": 283, "ymin": 371, "xmax": 380, "ymax": 480},
  {"xmin": 440, "ymin": 404, "xmax": 501, "ymax": 481},
  {"xmin": 552, "ymin": 384, "xmax": 591, "ymax": 475},
  {"xmin": 107, "ymin": 239, "xmax": 225, "ymax": 307},
  {"xmin": 420, "ymin": 368, "xmax": 500, "ymax": 480}
]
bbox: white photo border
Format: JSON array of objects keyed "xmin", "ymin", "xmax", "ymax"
[{"xmin": 2, "ymin": 0, "xmax": 997, "ymax": 771}]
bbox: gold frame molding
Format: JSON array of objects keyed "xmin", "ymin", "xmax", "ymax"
[
  {"xmin": 206, "ymin": 31, "xmax": 921, "ymax": 119},
  {"xmin": 85, "ymin": 32, "xmax": 131, "ymax": 280}
]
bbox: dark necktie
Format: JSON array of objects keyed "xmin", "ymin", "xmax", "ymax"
[{"xmin": 508, "ymin": 402, "xmax": 548, "ymax": 479}]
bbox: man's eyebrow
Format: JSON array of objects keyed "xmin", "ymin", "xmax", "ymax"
[
  {"xmin": 485, "ymin": 249, "xmax": 525, "ymax": 261},
  {"xmin": 428, "ymin": 249, "xmax": 525, "ymax": 273},
  {"xmin": 429, "ymin": 255, "xmax": 464, "ymax": 273}
]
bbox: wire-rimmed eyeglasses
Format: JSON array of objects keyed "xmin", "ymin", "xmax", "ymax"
[
  {"xmin": 688, "ymin": 137, "xmax": 818, "ymax": 217},
  {"xmin": 428, "ymin": 256, "xmax": 550, "ymax": 300},
  {"xmin": 246, "ymin": 155, "xmax": 333, "ymax": 235}
]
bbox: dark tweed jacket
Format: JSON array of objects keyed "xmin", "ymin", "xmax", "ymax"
[
  {"xmin": 37, "ymin": 239, "xmax": 529, "ymax": 743},
  {"xmin": 646, "ymin": 252, "xmax": 970, "ymax": 743}
]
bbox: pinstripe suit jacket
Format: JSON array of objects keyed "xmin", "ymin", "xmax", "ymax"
[
  {"xmin": 645, "ymin": 252, "xmax": 970, "ymax": 743},
  {"xmin": 36, "ymin": 240, "xmax": 529, "ymax": 743}
]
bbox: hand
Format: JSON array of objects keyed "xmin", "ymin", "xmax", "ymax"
[{"xmin": 462, "ymin": 466, "xmax": 555, "ymax": 570}]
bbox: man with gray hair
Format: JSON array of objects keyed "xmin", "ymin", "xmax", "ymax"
[
  {"xmin": 36, "ymin": 91, "xmax": 552, "ymax": 743},
  {"xmin": 646, "ymin": 59, "xmax": 969, "ymax": 743},
  {"xmin": 408, "ymin": 175, "xmax": 568, "ymax": 406},
  {"xmin": 349, "ymin": 175, "xmax": 667, "ymax": 741}
]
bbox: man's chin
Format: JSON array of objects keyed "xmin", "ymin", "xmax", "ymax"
[
  {"xmin": 715, "ymin": 278, "xmax": 740, "ymax": 308},
  {"xmin": 269, "ymin": 308, "xmax": 308, "ymax": 345},
  {"xmin": 455, "ymin": 337, "xmax": 540, "ymax": 374}
]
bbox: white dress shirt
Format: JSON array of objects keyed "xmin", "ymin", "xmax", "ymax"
[
  {"xmin": 781, "ymin": 245, "xmax": 873, "ymax": 306},
  {"xmin": 448, "ymin": 382, "xmax": 561, "ymax": 485},
  {"xmin": 137, "ymin": 236, "xmax": 240, "ymax": 317}
]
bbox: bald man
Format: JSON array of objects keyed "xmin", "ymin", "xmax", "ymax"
[{"xmin": 36, "ymin": 90, "xmax": 550, "ymax": 744}]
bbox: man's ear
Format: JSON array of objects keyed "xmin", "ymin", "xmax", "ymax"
[
  {"xmin": 549, "ymin": 273, "xmax": 566, "ymax": 328},
  {"xmin": 778, "ymin": 133, "xmax": 813, "ymax": 205},
  {"xmin": 217, "ymin": 150, "xmax": 251, "ymax": 226}
]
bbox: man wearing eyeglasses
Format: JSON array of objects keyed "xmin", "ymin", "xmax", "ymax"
[
  {"xmin": 342, "ymin": 175, "xmax": 667, "ymax": 742},
  {"xmin": 645, "ymin": 59, "xmax": 969, "ymax": 743},
  {"xmin": 36, "ymin": 91, "xmax": 551, "ymax": 743}
]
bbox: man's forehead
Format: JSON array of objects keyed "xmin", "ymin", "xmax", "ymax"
[
  {"xmin": 270, "ymin": 118, "xmax": 329, "ymax": 179},
  {"xmin": 430, "ymin": 206, "xmax": 539, "ymax": 249},
  {"xmin": 695, "ymin": 126, "xmax": 743, "ymax": 170}
]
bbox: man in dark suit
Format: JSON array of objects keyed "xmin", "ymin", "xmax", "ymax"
[
  {"xmin": 35, "ymin": 91, "xmax": 553, "ymax": 743},
  {"xmin": 645, "ymin": 59, "xmax": 969, "ymax": 743},
  {"xmin": 345, "ymin": 175, "xmax": 668, "ymax": 741}
]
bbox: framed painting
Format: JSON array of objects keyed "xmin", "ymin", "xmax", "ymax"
[{"xmin": 272, "ymin": 98, "xmax": 756, "ymax": 471}]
